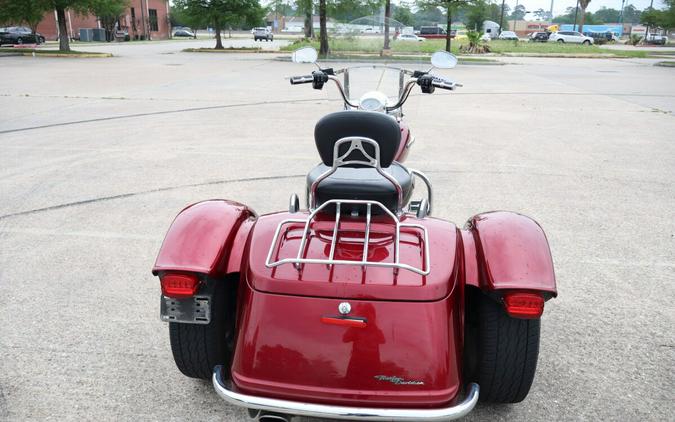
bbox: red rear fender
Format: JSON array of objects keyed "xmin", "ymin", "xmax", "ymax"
[
  {"xmin": 152, "ymin": 200, "xmax": 256, "ymax": 277},
  {"xmin": 461, "ymin": 211, "xmax": 556, "ymax": 298}
]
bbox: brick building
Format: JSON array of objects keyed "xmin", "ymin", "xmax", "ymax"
[{"xmin": 36, "ymin": 0, "xmax": 170, "ymax": 41}]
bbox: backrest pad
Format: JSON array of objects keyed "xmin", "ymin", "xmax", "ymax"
[{"xmin": 314, "ymin": 111, "xmax": 401, "ymax": 168}]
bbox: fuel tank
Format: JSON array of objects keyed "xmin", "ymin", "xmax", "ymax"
[{"xmin": 229, "ymin": 211, "xmax": 463, "ymax": 407}]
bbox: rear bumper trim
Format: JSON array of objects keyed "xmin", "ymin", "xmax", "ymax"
[{"xmin": 212, "ymin": 366, "xmax": 479, "ymax": 421}]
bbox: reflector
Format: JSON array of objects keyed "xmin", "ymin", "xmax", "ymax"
[
  {"xmin": 503, "ymin": 292, "xmax": 544, "ymax": 319},
  {"xmin": 161, "ymin": 273, "xmax": 199, "ymax": 298}
]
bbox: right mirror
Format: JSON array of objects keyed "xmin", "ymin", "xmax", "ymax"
[
  {"xmin": 430, "ymin": 51, "xmax": 458, "ymax": 69},
  {"xmin": 292, "ymin": 47, "xmax": 318, "ymax": 64}
]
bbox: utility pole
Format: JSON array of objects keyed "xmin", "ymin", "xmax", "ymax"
[
  {"xmin": 498, "ymin": 0, "xmax": 506, "ymax": 34},
  {"xmin": 619, "ymin": 0, "xmax": 626, "ymax": 24},
  {"xmin": 548, "ymin": 0, "xmax": 554, "ymax": 22}
]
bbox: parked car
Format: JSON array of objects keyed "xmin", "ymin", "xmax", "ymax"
[
  {"xmin": 0, "ymin": 26, "xmax": 45, "ymax": 45},
  {"xmin": 419, "ymin": 26, "xmax": 455, "ymax": 39},
  {"xmin": 529, "ymin": 31, "xmax": 549, "ymax": 42},
  {"xmin": 548, "ymin": 31, "xmax": 594, "ymax": 45},
  {"xmin": 173, "ymin": 29, "xmax": 195, "ymax": 37},
  {"xmin": 397, "ymin": 34, "xmax": 425, "ymax": 42},
  {"xmin": 645, "ymin": 33, "xmax": 667, "ymax": 45},
  {"xmin": 498, "ymin": 31, "xmax": 519, "ymax": 40},
  {"xmin": 253, "ymin": 27, "xmax": 273, "ymax": 42},
  {"xmin": 361, "ymin": 27, "xmax": 381, "ymax": 34}
]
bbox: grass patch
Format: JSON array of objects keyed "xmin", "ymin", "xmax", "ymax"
[
  {"xmin": 281, "ymin": 38, "xmax": 649, "ymax": 58},
  {"xmin": 654, "ymin": 61, "xmax": 675, "ymax": 67},
  {"xmin": 0, "ymin": 47, "xmax": 111, "ymax": 57}
]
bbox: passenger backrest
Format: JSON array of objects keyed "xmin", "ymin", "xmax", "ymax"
[{"xmin": 314, "ymin": 111, "xmax": 401, "ymax": 168}]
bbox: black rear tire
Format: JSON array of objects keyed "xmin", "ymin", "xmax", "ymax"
[
  {"xmin": 168, "ymin": 277, "xmax": 237, "ymax": 379},
  {"xmin": 465, "ymin": 289, "xmax": 541, "ymax": 403}
]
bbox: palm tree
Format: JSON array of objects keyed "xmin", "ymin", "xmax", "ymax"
[{"xmin": 578, "ymin": 0, "xmax": 591, "ymax": 33}]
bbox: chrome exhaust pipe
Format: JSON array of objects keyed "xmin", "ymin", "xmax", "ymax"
[{"xmin": 257, "ymin": 412, "xmax": 291, "ymax": 422}]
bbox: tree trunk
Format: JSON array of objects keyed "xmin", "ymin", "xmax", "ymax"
[
  {"xmin": 578, "ymin": 8, "xmax": 587, "ymax": 33},
  {"xmin": 214, "ymin": 21, "xmax": 223, "ymax": 49},
  {"xmin": 384, "ymin": 0, "xmax": 391, "ymax": 50},
  {"xmin": 319, "ymin": 0, "xmax": 328, "ymax": 57},
  {"xmin": 304, "ymin": 8, "xmax": 313, "ymax": 39},
  {"xmin": 56, "ymin": 7, "xmax": 70, "ymax": 52},
  {"xmin": 445, "ymin": 6, "xmax": 452, "ymax": 52}
]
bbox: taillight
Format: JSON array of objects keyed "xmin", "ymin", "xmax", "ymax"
[
  {"xmin": 160, "ymin": 273, "xmax": 199, "ymax": 298},
  {"xmin": 503, "ymin": 292, "xmax": 544, "ymax": 319}
]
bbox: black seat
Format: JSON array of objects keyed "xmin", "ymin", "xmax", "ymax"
[
  {"xmin": 307, "ymin": 164, "xmax": 413, "ymax": 212},
  {"xmin": 307, "ymin": 111, "xmax": 413, "ymax": 212}
]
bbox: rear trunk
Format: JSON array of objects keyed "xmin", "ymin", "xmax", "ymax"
[{"xmin": 230, "ymin": 212, "xmax": 464, "ymax": 407}]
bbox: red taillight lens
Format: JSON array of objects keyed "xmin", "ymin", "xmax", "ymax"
[
  {"xmin": 160, "ymin": 273, "xmax": 199, "ymax": 298},
  {"xmin": 503, "ymin": 292, "xmax": 544, "ymax": 319}
]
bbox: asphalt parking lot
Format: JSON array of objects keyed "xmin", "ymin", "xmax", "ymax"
[{"xmin": 0, "ymin": 41, "xmax": 673, "ymax": 421}]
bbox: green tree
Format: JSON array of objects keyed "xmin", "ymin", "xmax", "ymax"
[
  {"xmin": 170, "ymin": 3, "xmax": 203, "ymax": 37},
  {"xmin": 466, "ymin": 0, "xmax": 488, "ymax": 31},
  {"xmin": 393, "ymin": 3, "xmax": 414, "ymax": 26},
  {"xmin": 0, "ymin": 0, "xmax": 48, "ymax": 33},
  {"xmin": 173, "ymin": 0, "xmax": 264, "ymax": 49},
  {"xmin": 319, "ymin": 0, "xmax": 328, "ymax": 56},
  {"xmin": 509, "ymin": 4, "xmax": 526, "ymax": 20},
  {"xmin": 622, "ymin": 5, "xmax": 641, "ymax": 24},
  {"xmin": 328, "ymin": 0, "xmax": 383, "ymax": 23},
  {"xmin": 90, "ymin": 0, "xmax": 128, "ymax": 41},
  {"xmin": 420, "ymin": 0, "xmax": 473, "ymax": 51},
  {"xmin": 577, "ymin": 0, "xmax": 591, "ymax": 32},
  {"xmin": 592, "ymin": 7, "xmax": 620, "ymax": 23},
  {"xmin": 52, "ymin": 0, "xmax": 96, "ymax": 51},
  {"xmin": 295, "ymin": 0, "xmax": 312, "ymax": 38},
  {"xmin": 532, "ymin": 8, "xmax": 551, "ymax": 21}
]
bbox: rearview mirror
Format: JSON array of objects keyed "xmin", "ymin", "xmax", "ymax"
[
  {"xmin": 431, "ymin": 51, "xmax": 458, "ymax": 69},
  {"xmin": 292, "ymin": 47, "xmax": 318, "ymax": 64}
]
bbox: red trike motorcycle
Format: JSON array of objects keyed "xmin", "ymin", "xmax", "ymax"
[{"xmin": 153, "ymin": 40, "xmax": 557, "ymax": 421}]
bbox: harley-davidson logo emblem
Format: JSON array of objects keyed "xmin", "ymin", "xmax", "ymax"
[{"xmin": 374, "ymin": 375, "xmax": 424, "ymax": 385}]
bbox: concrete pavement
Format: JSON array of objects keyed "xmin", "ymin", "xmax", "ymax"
[{"xmin": 0, "ymin": 44, "xmax": 673, "ymax": 421}]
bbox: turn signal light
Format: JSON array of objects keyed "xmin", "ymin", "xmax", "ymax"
[
  {"xmin": 160, "ymin": 273, "xmax": 199, "ymax": 298},
  {"xmin": 503, "ymin": 292, "xmax": 544, "ymax": 319}
]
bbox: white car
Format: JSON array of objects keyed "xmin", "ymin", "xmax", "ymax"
[
  {"xmin": 397, "ymin": 34, "xmax": 425, "ymax": 42},
  {"xmin": 498, "ymin": 31, "xmax": 519, "ymax": 40},
  {"xmin": 480, "ymin": 32, "xmax": 491, "ymax": 42},
  {"xmin": 548, "ymin": 31, "xmax": 594, "ymax": 45}
]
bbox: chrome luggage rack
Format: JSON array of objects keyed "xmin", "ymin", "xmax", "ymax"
[{"xmin": 265, "ymin": 199, "xmax": 430, "ymax": 276}]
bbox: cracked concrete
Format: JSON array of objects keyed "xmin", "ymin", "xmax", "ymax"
[{"xmin": 0, "ymin": 42, "xmax": 674, "ymax": 421}]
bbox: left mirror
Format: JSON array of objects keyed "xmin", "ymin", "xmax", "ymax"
[
  {"xmin": 430, "ymin": 51, "xmax": 458, "ymax": 69},
  {"xmin": 292, "ymin": 47, "xmax": 318, "ymax": 64}
]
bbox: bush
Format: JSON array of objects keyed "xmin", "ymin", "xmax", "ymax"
[{"xmin": 630, "ymin": 34, "xmax": 643, "ymax": 46}]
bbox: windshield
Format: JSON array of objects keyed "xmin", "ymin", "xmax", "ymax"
[{"xmin": 325, "ymin": 16, "xmax": 427, "ymax": 107}]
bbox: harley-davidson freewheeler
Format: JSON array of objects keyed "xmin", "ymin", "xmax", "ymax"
[{"xmin": 152, "ymin": 41, "xmax": 557, "ymax": 421}]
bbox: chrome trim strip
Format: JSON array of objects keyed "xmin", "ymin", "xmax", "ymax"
[{"xmin": 213, "ymin": 367, "xmax": 479, "ymax": 422}]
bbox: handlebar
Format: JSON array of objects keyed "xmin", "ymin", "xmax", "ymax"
[
  {"xmin": 290, "ymin": 69, "xmax": 461, "ymax": 111},
  {"xmin": 431, "ymin": 77, "xmax": 460, "ymax": 91},
  {"xmin": 290, "ymin": 75, "xmax": 314, "ymax": 85}
]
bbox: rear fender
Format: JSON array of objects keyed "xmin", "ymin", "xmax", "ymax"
[
  {"xmin": 461, "ymin": 211, "xmax": 556, "ymax": 299},
  {"xmin": 152, "ymin": 200, "xmax": 256, "ymax": 277}
]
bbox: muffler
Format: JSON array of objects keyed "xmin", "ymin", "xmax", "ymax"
[{"xmin": 257, "ymin": 412, "xmax": 291, "ymax": 422}]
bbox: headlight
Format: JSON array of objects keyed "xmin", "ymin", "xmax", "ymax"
[{"xmin": 358, "ymin": 91, "xmax": 388, "ymax": 112}]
